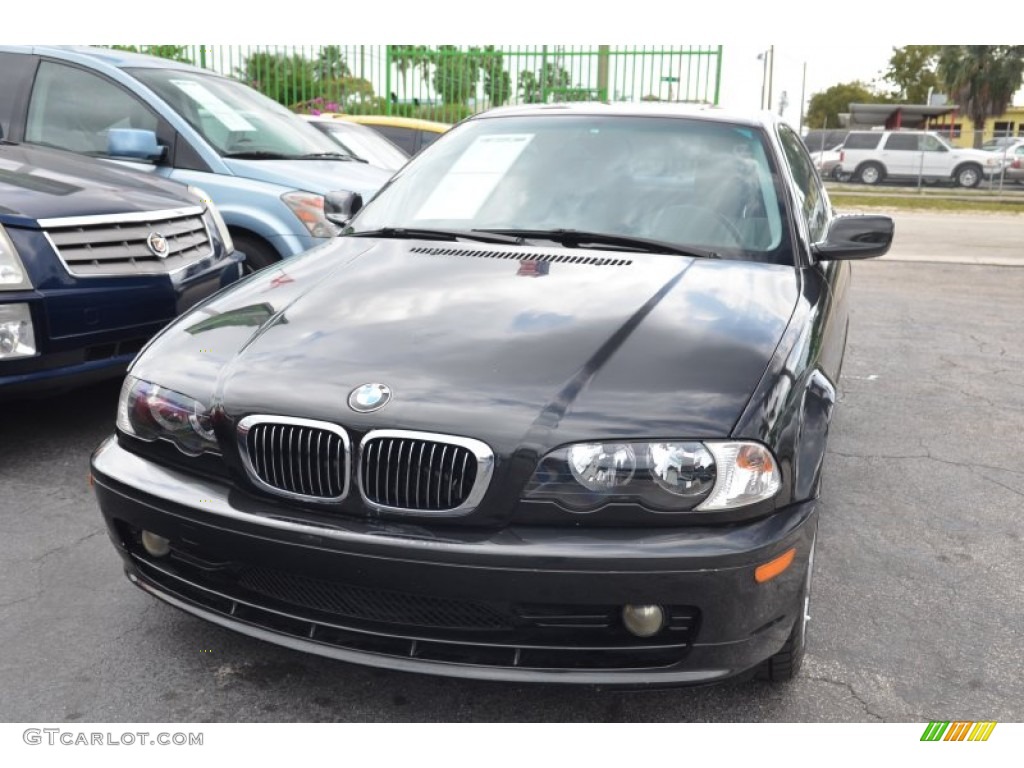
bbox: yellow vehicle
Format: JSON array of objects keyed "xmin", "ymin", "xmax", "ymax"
[{"xmin": 330, "ymin": 114, "xmax": 451, "ymax": 156}]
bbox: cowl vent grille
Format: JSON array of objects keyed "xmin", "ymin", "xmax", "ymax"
[{"xmin": 409, "ymin": 246, "xmax": 632, "ymax": 267}]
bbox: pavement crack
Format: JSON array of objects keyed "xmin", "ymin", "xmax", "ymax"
[
  {"xmin": 979, "ymin": 472, "xmax": 1024, "ymax": 499},
  {"xmin": 112, "ymin": 602, "xmax": 157, "ymax": 644},
  {"xmin": 805, "ymin": 675, "xmax": 885, "ymax": 722},
  {"xmin": 0, "ymin": 590, "xmax": 44, "ymax": 610},
  {"xmin": 30, "ymin": 528, "xmax": 106, "ymax": 564}
]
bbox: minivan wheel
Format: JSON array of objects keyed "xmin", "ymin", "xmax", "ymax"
[
  {"xmin": 955, "ymin": 164, "xmax": 982, "ymax": 188},
  {"xmin": 856, "ymin": 162, "xmax": 884, "ymax": 185},
  {"xmin": 755, "ymin": 533, "xmax": 815, "ymax": 683},
  {"xmin": 231, "ymin": 232, "xmax": 280, "ymax": 273}
]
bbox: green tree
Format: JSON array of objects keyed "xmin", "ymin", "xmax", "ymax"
[
  {"xmin": 390, "ymin": 45, "xmax": 433, "ymax": 101},
  {"xmin": 107, "ymin": 45, "xmax": 193, "ymax": 64},
  {"xmin": 518, "ymin": 63, "xmax": 572, "ymax": 104},
  {"xmin": 315, "ymin": 45, "xmax": 351, "ymax": 82},
  {"xmin": 478, "ymin": 46, "xmax": 511, "ymax": 107},
  {"xmin": 237, "ymin": 51, "xmax": 318, "ymax": 107},
  {"xmin": 804, "ymin": 81, "xmax": 886, "ymax": 130},
  {"xmin": 430, "ymin": 45, "xmax": 480, "ymax": 105},
  {"xmin": 937, "ymin": 45, "xmax": 1024, "ymax": 147},
  {"xmin": 883, "ymin": 45, "xmax": 940, "ymax": 103}
]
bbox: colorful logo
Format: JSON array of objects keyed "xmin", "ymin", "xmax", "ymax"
[
  {"xmin": 921, "ymin": 721, "xmax": 997, "ymax": 741},
  {"xmin": 348, "ymin": 383, "xmax": 392, "ymax": 413}
]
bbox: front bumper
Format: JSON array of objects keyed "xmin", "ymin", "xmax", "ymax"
[
  {"xmin": 91, "ymin": 437, "xmax": 816, "ymax": 685},
  {"xmin": 0, "ymin": 255, "xmax": 243, "ymax": 398}
]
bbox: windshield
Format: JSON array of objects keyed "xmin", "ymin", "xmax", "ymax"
[
  {"xmin": 351, "ymin": 114, "xmax": 790, "ymax": 263},
  {"xmin": 129, "ymin": 68, "xmax": 346, "ymax": 158},
  {"xmin": 315, "ymin": 122, "xmax": 410, "ymax": 171}
]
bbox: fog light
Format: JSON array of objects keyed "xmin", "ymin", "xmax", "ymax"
[
  {"xmin": 0, "ymin": 303, "xmax": 36, "ymax": 359},
  {"xmin": 140, "ymin": 530, "xmax": 170, "ymax": 558},
  {"xmin": 622, "ymin": 604, "xmax": 664, "ymax": 637}
]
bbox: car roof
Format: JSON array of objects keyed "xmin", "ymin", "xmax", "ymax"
[
  {"xmin": 0, "ymin": 44, "xmax": 213, "ymax": 73},
  {"xmin": 469, "ymin": 101, "xmax": 777, "ymax": 129},
  {"xmin": 338, "ymin": 114, "xmax": 451, "ymax": 132}
]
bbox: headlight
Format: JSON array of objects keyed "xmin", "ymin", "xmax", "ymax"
[
  {"xmin": 281, "ymin": 191, "xmax": 341, "ymax": 238},
  {"xmin": 188, "ymin": 185, "xmax": 234, "ymax": 253},
  {"xmin": 524, "ymin": 440, "xmax": 778, "ymax": 513},
  {"xmin": 0, "ymin": 303, "xmax": 36, "ymax": 359},
  {"xmin": 116, "ymin": 376, "xmax": 219, "ymax": 456},
  {"xmin": 0, "ymin": 225, "xmax": 32, "ymax": 290}
]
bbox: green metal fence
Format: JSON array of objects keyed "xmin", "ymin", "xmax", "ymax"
[{"xmin": 120, "ymin": 45, "xmax": 723, "ymax": 122}]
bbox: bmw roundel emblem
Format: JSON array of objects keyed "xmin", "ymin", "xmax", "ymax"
[{"xmin": 348, "ymin": 383, "xmax": 392, "ymax": 413}]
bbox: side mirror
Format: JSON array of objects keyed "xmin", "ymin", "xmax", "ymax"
[
  {"xmin": 107, "ymin": 129, "xmax": 165, "ymax": 162},
  {"xmin": 325, "ymin": 191, "xmax": 363, "ymax": 226},
  {"xmin": 813, "ymin": 214, "xmax": 894, "ymax": 261}
]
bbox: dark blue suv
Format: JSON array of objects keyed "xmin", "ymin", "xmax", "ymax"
[{"xmin": 0, "ymin": 138, "xmax": 242, "ymax": 397}]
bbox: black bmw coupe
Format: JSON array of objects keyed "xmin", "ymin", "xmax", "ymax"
[{"xmin": 91, "ymin": 103, "xmax": 893, "ymax": 685}]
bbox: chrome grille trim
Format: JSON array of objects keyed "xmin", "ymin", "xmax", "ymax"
[
  {"xmin": 237, "ymin": 416, "xmax": 350, "ymax": 503},
  {"xmin": 41, "ymin": 206, "xmax": 214, "ymax": 277},
  {"xmin": 358, "ymin": 430, "xmax": 494, "ymax": 516}
]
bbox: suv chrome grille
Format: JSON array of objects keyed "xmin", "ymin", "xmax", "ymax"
[
  {"xmin": 238, "ymin": 416, "xmax": 350, "ymax": 502},
  {"xmin": 41, "ymin": 207, "xmax": 213, "ymax": 276},
  {"xmin": 359, "ymin": 431, "xmax": 494, "ymax": 514}
]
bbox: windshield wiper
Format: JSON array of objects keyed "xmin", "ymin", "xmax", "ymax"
[
  {"xmin": 347, "ymin": 227, "xmax": 524, "ymax": 245},
  {"xmin": 294, "ymin": 152, "xmax": 356, "ymax": 161},
  {"xmin": 477, "ymin": 228, "xmax": 720, "ymax": 259},
  {"xmin": 221, "ymin": 150, "xmax": 296, "ymax": 160}
]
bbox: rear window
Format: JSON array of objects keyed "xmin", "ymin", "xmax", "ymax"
[{"xmin": 843, "ymin": 133, "xmax": 883, "ymax": 150}]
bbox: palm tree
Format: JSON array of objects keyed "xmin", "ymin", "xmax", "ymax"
[
  {"xmin": 390, "ymin": 45, "xmax": 433, "ymax": 103},
  {"xmin": 316, "ymin": 45, "xmax": 351, "ymax": 82},
  {"xmin": 937, "ymin": 46, "xmax": 1024, "ymax": 148}
]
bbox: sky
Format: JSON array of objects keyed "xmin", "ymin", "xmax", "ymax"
[{"xmin": 5, "ymin": 1, "xmax": 1018, "ymax": 127}]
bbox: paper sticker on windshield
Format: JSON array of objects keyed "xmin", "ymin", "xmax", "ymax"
[
  {"xmin": 414, "ymin": 133, "xmax": 533, "ymax": 220},
  {"xmin": 170, "ymin": 80, "xmax": 256, "ymax": 132}
]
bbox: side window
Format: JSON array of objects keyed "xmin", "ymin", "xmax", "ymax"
[
  {"xmin": 844, "ymin": 132, "xmax": 882, "ymax": 150},
  {"xmin": 0, "ymin": 53, "xmax": 37, "ymax": 140},
  {"xmin": 919, "ymin": 135, "xmax": 944, "ymax": 152},
  {"xmin": 778, "ymin": 124, "xmax": 828, "ymax": 243},
  {"xmin": 884, "ymin": 133, "xmax": 918, "ymax": 151},
  {"xmin": 26, "ymin": 61, "xmax": 158, "ymax": 156}
]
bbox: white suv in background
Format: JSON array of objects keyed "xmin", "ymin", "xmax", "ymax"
[{"xmin": 837, "ymin": 130, "xmax": 1007, "ymax": 187}]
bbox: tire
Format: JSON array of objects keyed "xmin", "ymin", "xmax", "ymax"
[
  {"xmin": 755, "ymin": 532, "xmax": 815, "ymax": 683},
  {"xmin": 954, "ymin": 164, "xmax": 982, "ymax": 188},
  {"xmin": 231, "ymin": 232, "xmax": 280, "ymax": 273},
  {"xmin": 856, "ymin": 162, "xmax": 884, "ymax": 186}
]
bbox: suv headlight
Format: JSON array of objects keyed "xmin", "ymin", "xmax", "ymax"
[
  {"xmin": 281, "ymin": 191, "xmax": 341, "ymax": 238},
  {"xmin": 117, "ymin": 375, "xmax": 219, "ymax": 456},
  {"xmin": 523, "ymin": 440, "xmax": 780, "ymax": 512},
  {"xmin": 0, "ymin": 225, "xmax": 32, "ymax": 290},
  {"xmin": 188, "ymin": 186, "xmax": 234, "ymax": 253}
]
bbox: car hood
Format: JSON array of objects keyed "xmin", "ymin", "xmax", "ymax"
[
  {"xmin": 221, "ymin": 158, "xmax": 392, "ymax": 198},
  {"xmin": 0, "ymin": 143, "xmax": 199, "ymax": 223},
  {"xmin": 138, "ymin": 238, "xmax": 799, "ymax": 456}
]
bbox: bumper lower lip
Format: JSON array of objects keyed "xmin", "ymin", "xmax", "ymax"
[{"xmin": 91, "ymin": 436, "xmax": 817, "ymax": 685}]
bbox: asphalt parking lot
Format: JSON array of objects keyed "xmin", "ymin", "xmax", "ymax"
[{"xmin": 1, "ymin": 211, "xmax": 1021, "ymax": 722}]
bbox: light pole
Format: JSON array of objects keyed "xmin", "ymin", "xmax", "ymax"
[
  {"xmin": 798, "ymin": 61, "xmax": 807, "ymax": 133},
  {"xmin": 757, "ymin": 46, "xmax": 775, "ymax": 110}
]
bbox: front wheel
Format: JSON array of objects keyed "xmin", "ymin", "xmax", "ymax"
[
  {"xmin": 755, "ymin": 533, "xmax": 815, "ymax": 682},
  {"xmin": 954, "ymin": 164, "xmax": 982, "ymax": 188},
  {"xmin": 231, "ymin": 232, "xmax": 280, "ymax": 274}
]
